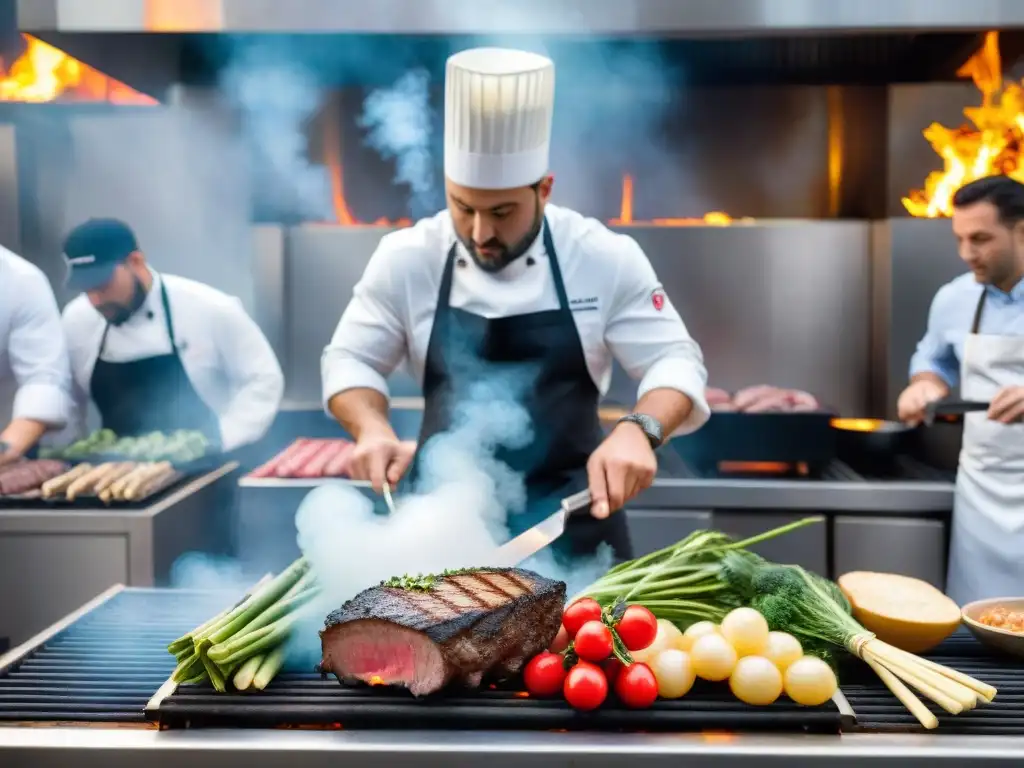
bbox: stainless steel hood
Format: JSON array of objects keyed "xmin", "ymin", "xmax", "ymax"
[{"xmin": 16, "ymin": 0, "xmax": 1024, "ymax": 35}]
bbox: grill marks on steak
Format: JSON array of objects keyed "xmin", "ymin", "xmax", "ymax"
[{"xmin": 319, "ymin": 568, "xmax": 566, "ymax": 697}]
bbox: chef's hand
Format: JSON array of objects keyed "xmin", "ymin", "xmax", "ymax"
[
  {"xmin": 348, "ymin": 432, "xmax": 416, "ymax": 494},
  {"xmin": 586, "ymin": 423, "xmax": 657, "ymax": 519},
  {"xmin": 988, "ymin": 386, "xmax": 1024, "ymax": 424},
  {"xmin": 897, "ymin": 379, "xmax": 948, "ymax": 426}
]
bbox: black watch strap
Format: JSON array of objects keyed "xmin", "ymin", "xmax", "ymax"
[{"xmin": 616, "ymin": 413, "xmax": 664, "ymax": 449}]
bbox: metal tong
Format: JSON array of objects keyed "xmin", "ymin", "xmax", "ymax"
[
  {"xmin": 923, "ymin": 399, "xmax": 990, "ymax": 426},
  {"xmin": 382, "ymin": 481, "xmax": 397, "ymax": 514}
]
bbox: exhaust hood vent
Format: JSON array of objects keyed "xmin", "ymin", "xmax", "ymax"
[{"xmin": 16, "ymin": 0, "xmax": 1024, "ymax": 35}]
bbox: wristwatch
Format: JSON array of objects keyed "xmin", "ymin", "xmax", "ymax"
[{"xmin": 616, "ymin": 413, "xmax": 664, "ymax": 449}]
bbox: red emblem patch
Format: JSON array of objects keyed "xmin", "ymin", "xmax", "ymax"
[{"xmin": 651, "ymin": 290, "xmax": 665, "ymax": 311}]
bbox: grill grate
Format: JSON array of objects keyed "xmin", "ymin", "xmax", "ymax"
[
  {"xmin": 0, "ymin": 588, "xmax": 234, "ymax": 722},
  {"xmin": 842, "ymin": 633, "xmax": 1024, "ymax": 735},
  {"xmin": 4, "ymin": 588, "xmax": 1021, "ymax": 736},
  {"xmin": 151, "ymin": 675, "xmax": 843, "ymax": 732}
]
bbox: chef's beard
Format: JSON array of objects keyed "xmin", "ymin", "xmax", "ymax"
[
  {"xmin": 98, "ymin": 275, "xmax": 148, "ymax": 326},
  {"xmin": 460, "ymin": 200, "xmax": 543, "ymax": 274}
]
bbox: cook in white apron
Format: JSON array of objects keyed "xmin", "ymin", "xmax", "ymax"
[{"xmin": 945, "ymin": 287, "xmax": 1024, "ymax": 605}]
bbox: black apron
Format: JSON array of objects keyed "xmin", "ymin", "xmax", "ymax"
[
  {"xmin": 89, "ymin": 281, "xmax": 220, "ymax": 442},
  {"xmin": 405, "ymin": 219, "xmax": 633, "ymax": 564}
]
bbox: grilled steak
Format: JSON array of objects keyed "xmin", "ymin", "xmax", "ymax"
[{"xmin": 319, "ymin": 567, "xmax": 566, "ymax": 696}]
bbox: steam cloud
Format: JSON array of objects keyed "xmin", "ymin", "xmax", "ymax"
[
  {"xmin": 285, "ymin": 364, "xmax": 612, "ymax": 670},
  {"xmin": 358, "ymin": 70, "xmax": 436, "ymax": 219},
  {"xmin": 218, "ymin": 41, "xmax": 333, "ymax": 221}
]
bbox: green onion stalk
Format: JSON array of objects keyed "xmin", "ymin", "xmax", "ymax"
[
  {"xmin": 166, "ymin": 556, "xmax": 320, "ymax": 692},
  {"xmin": 577, "ymin": 517, "xmax": 825, "ymax": 628}
]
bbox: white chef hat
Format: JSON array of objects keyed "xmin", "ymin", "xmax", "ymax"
[{"xmin": 444, "ymin": 47, "xmax": 556, "ymax": 190}]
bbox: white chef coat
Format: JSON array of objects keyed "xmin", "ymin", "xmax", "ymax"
[
  {"xmin": 0, "ymin": 247, "xmax": 74, "ymax": 429},
  {"xmin": 61, "ymin": 271, "xmax": 285, "ymax": 452},
  {"xmin": 322, "ymin": 203, "xmax": 711, "ymax": 433}
]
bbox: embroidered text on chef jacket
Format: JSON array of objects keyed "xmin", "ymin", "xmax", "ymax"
[
  {"xmin": 61, "ymin": 271, "xmax": 285, "ymax": 451},
  {"xmin": 322, "ymin": 203, "xmax": 711, "ymax": 433},
  {"xmin": 0, "ymin": 247, "xmax": 74, "ymax": 428}
]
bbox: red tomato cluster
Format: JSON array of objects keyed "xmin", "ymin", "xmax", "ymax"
[{"xmin": 522, "ymin": 598, "xmax": 660, "ymax": 711}]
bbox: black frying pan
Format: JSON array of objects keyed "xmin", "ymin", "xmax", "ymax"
[
  {"xmin": 924, "ymin": 399, "xmax": 990, "ymax": 426},
  {"xmin": 830, "ymin": 417, "xmax": 918, "ymax": 465}
]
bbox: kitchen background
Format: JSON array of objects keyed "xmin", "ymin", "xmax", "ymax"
[
  {"xmin": 1, "ymin": 16, "xmax": 1018, "ymax": 425},
  {"xmin": 0, "ymin": 0, "xmax": 1023, "ymax": 647}
]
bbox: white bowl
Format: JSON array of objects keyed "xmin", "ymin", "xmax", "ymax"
[{"xmin": 961, "ymin": 596, "xmax": 1024, "ymax": 659}]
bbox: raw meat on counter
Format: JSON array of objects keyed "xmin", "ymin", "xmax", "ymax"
[
  {"xmin": 248, "ymin": 438, "xmax": 355, "ymax": 479},
  {"xmin": 708, "ymin": 385, "xmax": 820, "ymax": 413},
  {"xmin": 319, "ymin": 567, "xmax": 566, "ymax": 696},
  {"xmin": 0, "ymin": 459, "xmax": 69, "ymax": 495}
]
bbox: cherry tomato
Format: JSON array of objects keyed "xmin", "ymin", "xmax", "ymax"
[
  {"xmin": 563, "ymin": 661, "xmax": 608, "ymax": 711},
  {"xmin": 562, "ymin": 598, "xmax": 602, "ymax": 638},
  {"xmin": 574, "ymin": 620, "xmax": 614, "ymax": 662},
  {"xmin": 549, "ymin": 624, "xmax": 570, "ymax": 653},
  {"xmin": 523, "ymin": 652, "xmax": 567, "ymax": 697},
  {"xmin": 614, "ymin": 663, "xmax": 659, "ymax": 709},
  {"xmin": 616, "ymin": 605, "xmax": 658, "ymax": 652},
  {"xmin": 602, "ymin": 657, "xmax": 625, "ymax": 686}
]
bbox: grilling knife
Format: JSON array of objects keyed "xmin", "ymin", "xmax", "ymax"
[
  {"xmin": 924, "ymin": 399, "xmax": 990, "ymax": 426},
  {"xmin": 489, "ymin": 489, "xmax": 594, "ymax": 568}
]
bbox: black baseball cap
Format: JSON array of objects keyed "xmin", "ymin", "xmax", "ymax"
[{"xmin": 63, "ymin": 218, "xmax": 139, "ymax": 293}]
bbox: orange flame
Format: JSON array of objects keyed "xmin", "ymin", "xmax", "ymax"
[
  {"xmin": 368, "ymin": 675, "xmax": 385, "ymax": 686},
  {"xmin": 609, "ymin": 175, "xmax": 753, "ymax": 227},
  {"xmin": 322, "ymin": 108, "xmax": 412, "ymax": 228},
  {"xmin": 0, "ymin": 35, "xmax": 157, "ymax": 105},
  {"xmin": 903, "ymin": 31, "xmax": 1023, "ymax": 218}
]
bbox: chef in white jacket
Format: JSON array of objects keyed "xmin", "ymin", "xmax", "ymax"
[
  {"xmin": 0, "ymin": 247, "xmax": 74, "ymax": 464},
  {"xmin": 897, "ymin": 175, "xmax": 1024, "ymax": 604},
  {"xmin": 322, "ymin": 47, "xmax": 710, "ymax": 562},
  {"xmin": 60, "ymin": 218, "xmax": 284, "ymax": 453}
]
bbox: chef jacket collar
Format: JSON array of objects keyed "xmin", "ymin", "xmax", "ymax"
[
  {"xmin": 984, "ymin": 277, "xmax": 1024, "ymax": 303},
  {"xmin": 452, "ymin": 218, "xmax": 549, "ymax": 281},
  {"xmin": 112, "ymin": 268, "xmax": 162, "ymax": 326}
]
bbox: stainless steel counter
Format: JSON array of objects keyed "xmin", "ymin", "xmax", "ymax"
[
  {"xmin": 0, "ymin": 462, "xmax": 240, "ymax": 646},
  {"xmin": 0, "ymin": 726, "xmax": 1021, "ymax": 766},
  {"xmin": 238, "ymin": 474, "xmax": 955, "ymax": 514}
]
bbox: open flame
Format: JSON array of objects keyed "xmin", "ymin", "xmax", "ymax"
[
  {"xmin": 903, "ymin": 31, "xmax": 1021, "ymax": 218},
  {"xmin": 322, "ymin": 109, "xmax": 413, "ymax": 228},
  {"xmin": 610, "ymin": 175, "xmax": 753, "ymax": 227},
  {"xmin": 0, "ymin": 35, "xmax": 157, "ymax": 105},
  {"xmin": 322, "ymin": 120, "xmax": 751, "ymax": 228}
]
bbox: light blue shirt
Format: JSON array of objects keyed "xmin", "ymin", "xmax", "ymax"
[{"xmin": 909, "ymin": 272, "xmax": 1024, "ymax": 388}]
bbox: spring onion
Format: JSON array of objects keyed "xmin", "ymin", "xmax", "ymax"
[
  {"xmin": 579, "ymin": 517, "xmax": 824, "ymax": 625},
  {"xmin": 720, "ymin": 550, "xmax": 997, "ymax": 729},
  {"xmin": 165, "ymin": 557, "xmax": 316, "ymax": 692}
]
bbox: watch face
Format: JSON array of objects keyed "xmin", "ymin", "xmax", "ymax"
[{"xmin": 623, "ymin": 414, "xmax": 662, "ymax": 446}]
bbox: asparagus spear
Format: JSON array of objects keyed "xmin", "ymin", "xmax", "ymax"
[
  {"xmin": 253, "ymin": 647, "xmax": 287, "ymax": 690},
  {"xmin": 199, "ymin": 558, "xmax": 308, "ymax": 645},
  {"xmin": 212, "ymin": 608, "xmax": 311, "ymax": 669},
  {"xmin": 233, "ymin": 655, "xmax": 264, "ymax": 690}
]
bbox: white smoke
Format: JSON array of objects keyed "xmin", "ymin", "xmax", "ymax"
[
  {"xmin": 358, "ymin": 70, "xmax": 435, "ymax": 219},
  {"xmin": 293, "ymin": 366, "xmax": 614, "ymax": 619},
  {"xmin": 218, "ymin": 43, "xmax": 333, "ymax": 221}
]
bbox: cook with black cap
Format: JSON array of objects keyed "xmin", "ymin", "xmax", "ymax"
[
  {"xmin": 322, "ymin": 48, "xmax": 710, "ymax": 562},
  {"xmin": 60, "ymin": 218, "xmax": 285, "ymax": 452},
  {"xmin": 0, "ymin": 247, "xmax": 74, "ymax": 465}
]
